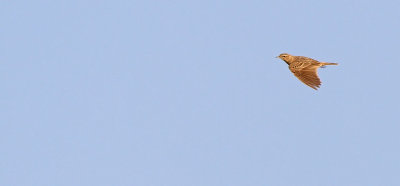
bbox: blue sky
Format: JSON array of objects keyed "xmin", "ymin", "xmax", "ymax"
[{"xmin": 1, "ymin": 0, "xmax": 400, "ymax": 185}]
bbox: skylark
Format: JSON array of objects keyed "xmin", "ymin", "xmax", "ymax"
[{"xmin": 277, "ymin": 53, "xmax": 338, "ymax": 90}]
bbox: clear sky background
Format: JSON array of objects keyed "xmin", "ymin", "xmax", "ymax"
[{"xmin": 1, "ymin": 0, "xmax": 400, "ymax": 186}]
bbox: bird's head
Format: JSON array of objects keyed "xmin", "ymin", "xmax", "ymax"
[{"xmin": 276, "ymin": 53, "xmax": 293, "ymax": 63}]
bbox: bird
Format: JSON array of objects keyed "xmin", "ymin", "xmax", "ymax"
[{"xmin": 276, "ymin": 53, "xmax": 338, "ymax": 90}]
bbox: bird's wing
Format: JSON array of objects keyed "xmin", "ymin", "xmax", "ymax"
[{"xmin": 289, "ymin": 63, "xmax": 321, "ymax": 90}]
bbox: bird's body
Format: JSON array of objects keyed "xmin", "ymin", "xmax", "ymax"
[{"xmin": 277, "ymin": 53, "xmax": 338, "ymax": 90}]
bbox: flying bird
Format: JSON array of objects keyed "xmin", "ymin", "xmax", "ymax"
[{"xmin": 277, "ymin": 53, "xmax": 338, "ymax": 90}]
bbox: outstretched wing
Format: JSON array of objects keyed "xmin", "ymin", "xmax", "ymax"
[{"xmin": 289, "ymin": 63, "xmax": 321, "ymax": 90}]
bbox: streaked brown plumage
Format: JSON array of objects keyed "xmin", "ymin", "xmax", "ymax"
[{"xmin": 277, "ymin": 53, "xmax": 338, "ymax": 90}]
